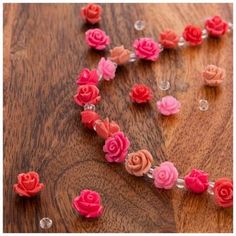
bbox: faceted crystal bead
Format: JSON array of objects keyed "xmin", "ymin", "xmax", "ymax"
[
  {"xmin": 129, "ymin": 52, "xmax": 137, "ymax": 62},
  {"xmin": 201, "ymin": 29, "xmax": 208, "ymax": 39},
  {"xmin": 199, "ymin": 99, "xmax": 209, "ymax": 111},
  {"xmin": 207, "ymin": 181, "xmax": 215, "ymax": 195},
  {"xmin": 158, "ymin": 80, "xmax": 170, "ymax": 91},
  {"xmin": 176, "ymin": 178, "xmax": 185, "ymax": 189},
  {"xmin": 134, "ymin": 20, "xmax": 145, "ymax": 31},
  {"xmin": 39, "ymin": 218, "xmax": 52, "ymax": 229},
  {"xmin": 84, "ymin": 104, "xmax": 96, "ymax": 111},
  {"xmin": 146, "ymin": 167, "xmax": 154, "ymax": 179},
  {"xmin": 178, "ymin": 36, "xmax": 186, "ymax": 47},
  {"xmin": 227, "ymin": 22, "xmax": 233, "ymax": 32}
]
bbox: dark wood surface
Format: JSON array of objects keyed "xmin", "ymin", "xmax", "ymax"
[{"xmin": 3, "ymin": 3, "xmax": 233, "ymax": 233}]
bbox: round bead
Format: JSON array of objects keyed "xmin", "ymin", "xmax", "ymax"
[
  {"xmin": 39, "ymin": 218, "xmax": 53, "ymax": 229},
  {"xmin": 199, "ymin": 99, "xmax": 209, "ymax": 111},
  {"xmin": 158, "ymin": 80, "xmax": 170, "ymax": 91},
  {"xmin": 134, "ymin": 20, "xmax": 145, "ymax": 31}
]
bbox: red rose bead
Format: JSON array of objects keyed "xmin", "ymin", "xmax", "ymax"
[
  {"xmin": 159, "ymin": 30, "xmax": 179, "ymax": 48},
  {"xmin": 76, "ymin": 68, "xmax": 99, "ymax": 86},
  {"xmin": 129, "ymin": 84, "xmax": 153, "ymax": 103},
  {"xmin": 74, "ymin": 85, "xmax": 101, "ymax": 107},
  {"xmin": 13, "ymin": 171, "xmax": 44, "ymax": 197},
  {"xmin": 184, "ymin": 169, "xmax": 209, "ymax": 193},
  {"xmin": 213, "ymin": 178, "xmax": 233, "ymax": 208},
  {"xmin": 81, "ymin": 110, "xmax": 100, "ymax": 129},
  {"xmin": 205, "ymin": 15, "xmax": 228, "ymax": 37},
  {"xmin": 183, "ymin": 25, "xmax": 203, "ymax": 46},
  {"xmin": 80, "ymin": 3, "xmax": 102, "ymax": 25}
]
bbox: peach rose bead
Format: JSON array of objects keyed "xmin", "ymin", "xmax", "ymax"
[
  {"xmin": 109, "ymin": 45, "xmax": 131, "ymax": 65},
  {"xmin": 125, "ymin": 149, "xmax": 153, "ymax": 176},
  {"xmin": 202, "ymin": 64, "xmax": 225, "ymax": 87}
]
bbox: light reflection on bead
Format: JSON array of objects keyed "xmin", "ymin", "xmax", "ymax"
[
  {"xmin": 39, "ymin": 217, "xmax": 52, "ymax": 229},
  {"xmin": 201, "ymin": 29, "xmax": 208, "ymax": 39},
  {"xmin": 207, "ymin": 181, "xmax": 215, "ymax": 195},
  {"xmin": 146, "ymin": 167, "xmax": 154, "ymax": 179},
  {"xmin": 93, "ymin": 119, "xmax": 101, "ymax": 131},
  {"xmin": 227, "ymin": 22, "xmax": 233, "ymax": 32},
  {"xmin": 158, "ymin": 80, "xmax": 170, "ymax": 91},
  {"xmin": 178, "ymin": 36, "xmax": 186, "ymax": 47},
  {"xmin": 199, "ymin": 99, "xmax": 209, "ymax": 111},
  {"xmin": 134, "ymin": 20, "xmax": 145, "ymax": 31},
  {"xmin": 129, "ymin": 52, "xmax": 137, "ymax": 62},
  {"xmin": 158, "ymin": 43, "xmax": 164, "ymax": 52},
  {"xmin": 176, "ymin": 178, "xmax": 185, "ymax": 189},
  {"xmin": 84, "ymin": 104, "xmax": 96, "ymax": 111}
]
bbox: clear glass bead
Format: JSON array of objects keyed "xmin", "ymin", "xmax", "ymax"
[
  {"xmin": 178, "ymin": 36, "xmax": 186, "ymax": 47},
  {"xmin": 158, "ymin": 43, "xmax": 164, "ymax": 52},
  {"xmin": 158, "ymin": 80, "xmax": 170, "ymax": 91},
  {"xmin": 207, "ymin": 181, "xmax": 215, "ymax": 195},
  {"xmin": 199, "ymin": 99, "xmax": 209, "ymax": 111},
  {"xmin": 134, "ymin": 20, "xmax": 145, "ymax": 31},
  {"xmin": 39, "ymin": 218, "xmax": 52, "ymax": 229},
  {"xmin": 146, "ymin": 167, "xmax": 154, "ymax": 179},
  {"xmin": 227, "ymin": 22, "xmax": 233, "ymax": 32},
  {"xmin": 129, "ymin": 52, "xmax": 137, "ymax": 62},
  {"xmin": 96, "ymin": 70, "xmax": 103, "ymax": 81},
  {"xmin": 176, "ymin": 178, "xmax": 185, "ymax": 189},
  {"xmin": 84, "ymin": 104, "xmax": 96, "ymax": 111},
  {"xmin": 201, "ymin": 29, "xmax": 208, "ymax": 39}
]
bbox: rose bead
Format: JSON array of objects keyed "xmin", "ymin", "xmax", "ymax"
[
  {"xmin": 133, "ymin": 38, "xmax": 160, "ymax": 61},
  {"xmin": 129, "ymin": 84, "xmax": 153, "ymax": 104},
  {"xmin": 85, "ymin": 28, "xmax": 110, "ymax": 50},
  {"xmin": 74, "ymin": 85, "xmax": 101, "ymax": 106},
  {"xmin": 103, "ymin": 131, "xmax": 130, "ymax": 163},
  {"xmin": 76, "ymin": 68, "xmax": 99, "ymax": 86},
  {"xmin": 13, "ymin": 171, "xmax": 44, "ymax": 197},
  {"xmin": 81, "ymin": 110, "xmax": 100, "ymax": 129},
  {"xmin": 184, "ymin": 169, "xmax": 209, "ymax": 193},
  {"xmin": 202, "ymin": 64, "xmax": 225, "ymax": 87},
  {"xmin": 94, "ymin": 118, "xmax": 120, "ymax": 139},
  {"xmin": 158, "ymin": 30, "xmax": 179, "ymax": 49},
  {"xmin": 97, "ymin": 57, "xmax": 117, "ymax": 81},
  {"xmin": 213, "ymin": 178, "xmax": 233, "ymax": 208},
  {"xmin": 153, "ymin": 162, "xmax": 178, "ymax": 189},
  {"xmin": 72, "ymin": 189, "xmax": 103, "ymax": 218},
  {"xmin": 205, "ymin": 15, "xmax": 228, "ymax": 37},
  {"xmin": 156, "ymin": 96, "xmax": 181, "ymax": 116},
  {"xmin": 125, "ymin": 149, "xmax": 153, "ymax": 176},
  {"xmin": 109, "ymin": 45, "xmax": 131, "ymax": 65},
  {"xmin": 80, "ymin": 3, "xmax": 102, "ymax": 25},
  {"xmin": 183, "ymin": 25, "xmax": 203, "ymax": 46}
]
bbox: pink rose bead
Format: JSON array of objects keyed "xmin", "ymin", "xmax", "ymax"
[
  {"xmin": 103, "ymin": 131, "xmax": 130, "ymax": 163},
  {"xmin": 85, "ymin": 28, "xmax": 110, "ymax": 50},
  {"xmin": 156, "ymin": 96, "xmax": 181, "ymax": 116},
  {"xmin": 97, "ymin": 57, "xmax": 117, "ymax": 81},
  {"xmin": 153, "ymin": 161, "xmax": 179, "ymax": 189},
  {"xmin": 72, "ymin": 189, "xmax": 103, "ymax": 218},
  {"xmin": 76, "ymin": 68, "xmax": 99, "ymax": 86},
  {"xmin": 184, "ymin": 169, "xmax": 209, "ymax": 193},
  {"xmin": 133, "ymin": 38, "xmax": 160, "ymax": 61}
]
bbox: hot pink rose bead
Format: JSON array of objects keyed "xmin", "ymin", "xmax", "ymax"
[
  {"xmin": 153, "ymin": 162, "xmax": 178, "ymax": 189},
  {"xmin": 133, "ymin": 38, "xmax": 160, "ymax": 61},
  {"xmin": 97, "ymin": 57, "xmax": 117, "ymax": 81},
  {"xmin": 103, "ymin": 131, "xmax": 130, "ymax": 163},
  {"xmin": 156, "ymin": 96, "xmax": 181, "ymax": 116},
  {"xmin": 72, "ymin": 189, "xmax": 103, "ymax": 218},
  {"xmin": 76, "ymin": 68, "xmax": 99, "ymax": 86},
  {"xmin": 184, "ymin": 169, "xmax": 209, "ymax": 193},
  {"xmin": 85, "ymin": 28, "xmax": 110, "ymax": 50}
]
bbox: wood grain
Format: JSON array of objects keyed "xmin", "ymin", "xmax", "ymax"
[{"xmin": 3, "ymin": 3, "xmax": 233, "ymax": 233}]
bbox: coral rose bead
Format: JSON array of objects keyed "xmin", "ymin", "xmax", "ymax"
[
  {"xmin": 183, "ymin": 25, "xmax": 203, "ymax": 46},
  {"xmin": 13, "ymin": 171, "xmax": 44, "ymax": 197},
  {"xmin": 156, "ymin": 96, "xmax": 181, "ymax": 116},
  {"xmin": 80, "ymin": 3, "xmax": 102, "ymax": 25},
  {"xmin": 159, "ymin": 30, "xmax": 179, "ymax": 49},
  {"xmin": 72, "ymin": 189, "xmax": 103, "ymax": 218},
  {"xmin": 205, "ymin": 15, "xmax": 228, "ymax": 37},
  {"xmin": 81, "ymin": 110, "xmax": 100, "ymax": 129},
  {"xmin": 109, "ymin": 45, "xmax": 131, "ymax": 65},
  {"xmin": 125, "ymin": 149, "xmax": 153, "ymax": 176},
  {"xmin": 213, "ymin": 178, "xmax": 233, "ymax": 208},
  {"xmin": 76, "ymin": 68, "xmax": 99, "ymax": 86},
  {"xmin": 129, "ymin": 84, "xmax": 153, "ymax": 103}
]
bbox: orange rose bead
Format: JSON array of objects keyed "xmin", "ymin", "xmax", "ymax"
[{"xmin": 109, "ymin": 45, "xmax": 131, "ymax": 65}]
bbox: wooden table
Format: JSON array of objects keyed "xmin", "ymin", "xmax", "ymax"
[{"xmin": 3, "ymin": 3, "xmax": 233, "ymax": 233}]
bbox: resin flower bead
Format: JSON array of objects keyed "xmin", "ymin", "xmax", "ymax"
[
  {"xmin": 158, "ymin": 30, "xmax": 179, "ymax": 49},
  {"xmin": 94, "ymin": 118, "xmax": 120, "ymax": 139},
  {"xmin": 184, "ymin": 169, "xmax": 209, "ymax": 193},
  {"xmin": 76, "ymin": 68, "xmax": 99, "ymax": 86},
  {"xmin": 97, "ymin": 57, "xmax": 117, "ymax": 81},
  {"xmin": 133, "ymin": 38, "xmax": 160, "ymax": 61},
  {"xmin": 183, "ymin": 25, "xmax": 203, "ymax": 46},
  {"xmin": 103, "ymin": 131, "xmax": 130, "ymax": 163},
  {"xmin": 153, "ymin": 162, "xmax": 178, "ymax": 189},
  {"xmin": 213, "ymin": 178, "xmax": 233, "ymax": 208},
  {"xmin": 80, "ymin": 3, "xmax": 102, "ymax": 25},
  {"xmin": 74, "ymin": 85, "xmax": 101, "ymax": 106},
  {"xmin": 125, "ymin": 149, "xmax": 153, "ymax": 176},
  {"xmin": 109, "ymin": 45, "xmax": 131, "ymax": 65},
  {"xmin": 13, "ymin": 171, "xmax": 44, "ymax": 197},
  {"xmin": 202, "ymin": 64, "xmax": 225, "ymax": 87},
  {"xmin": 85, "ymin": 28, "xmax": 110, "ymax": 50},
  {"xmin": 72, "ymin": 189, "xmax": 103, "ymax": 218},
  {"xmin": 129, "ymin": 84, "xmax": 153, "ymax": 104},
  {"xmin": 205, "ymin": 15, "xmax": 228, "ymax": 37},
  {"xmin": 81, "ymin": 110, "xmax": 100, "ymax": 129},
  {"xmin": 156, "ymin": 96, "xmax": 181, "ymax": 116}
]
